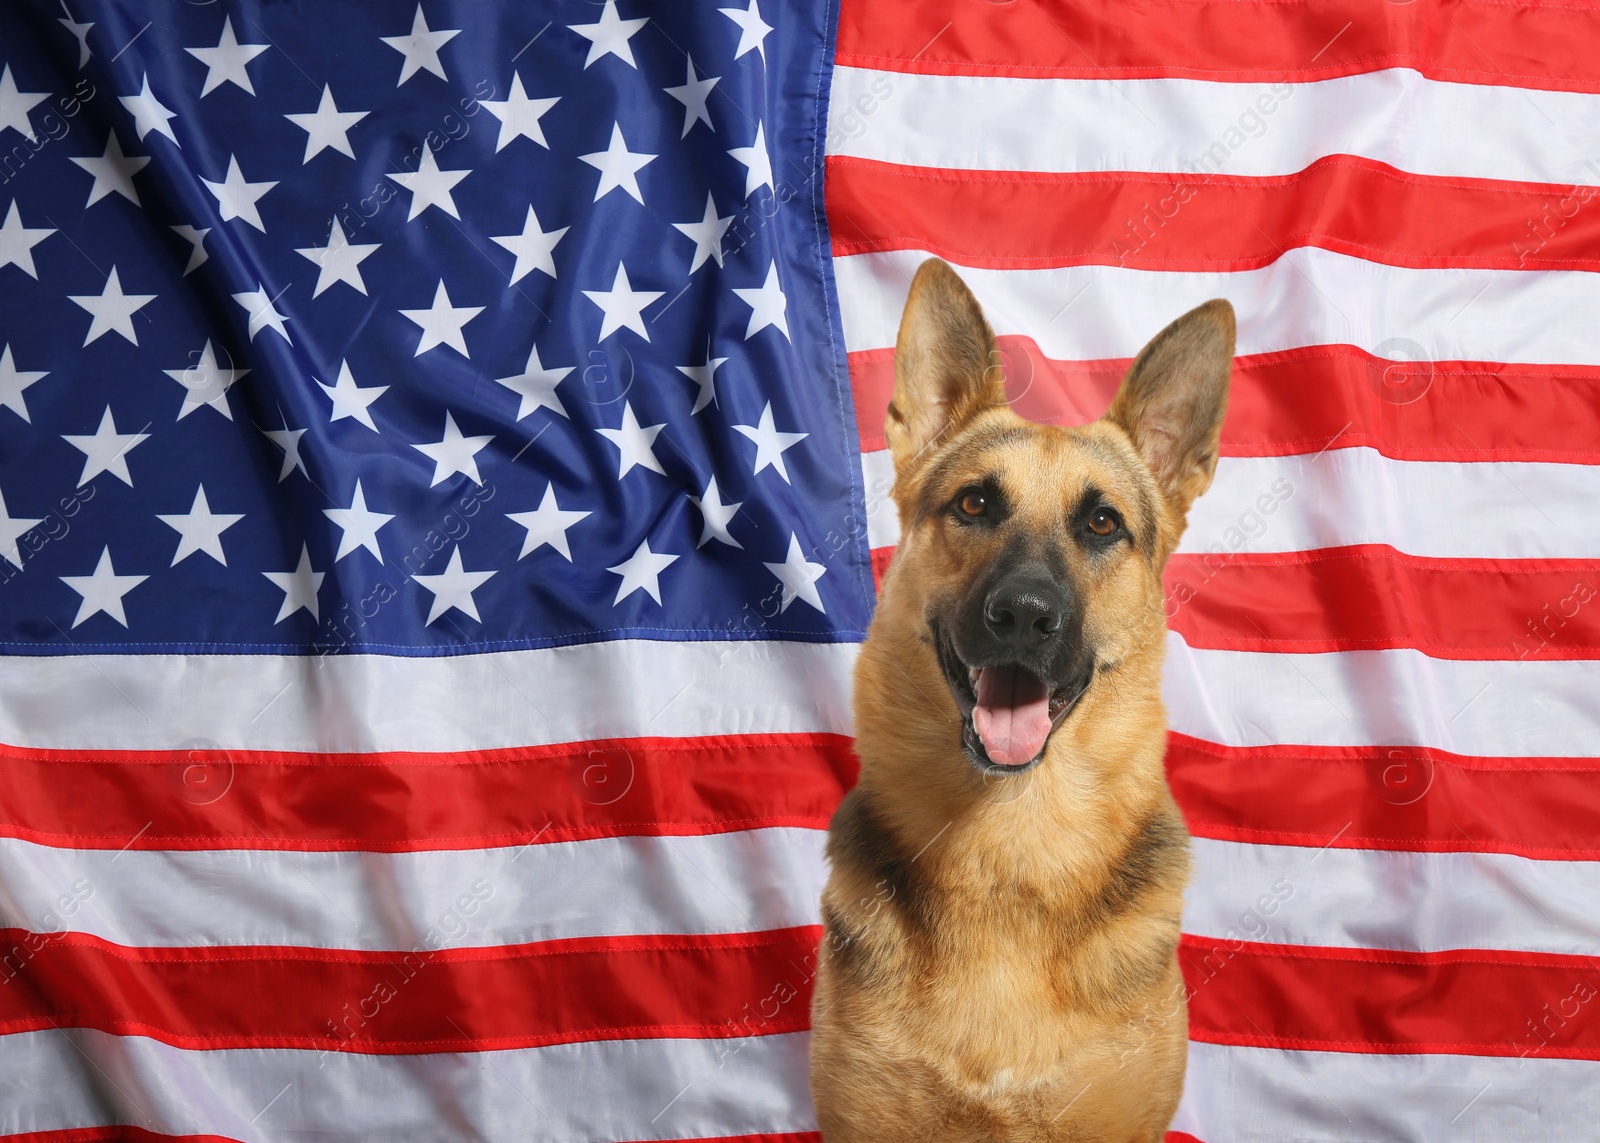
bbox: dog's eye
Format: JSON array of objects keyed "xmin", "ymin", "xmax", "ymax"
[
  {"xmin": 957, "ymin": 489, "xmax": 988, "ymax": 518},
  {"xmin": 1087, "ymin": 508, "xmax": 1120, "ymax": 537}
]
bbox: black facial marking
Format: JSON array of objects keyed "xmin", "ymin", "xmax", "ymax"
[
  {"xmin": 948, "ymin": 475, "xmax": 1008, "ymax": 528},
  {"xmin": 1070, "ymin": 485, "xmax": 1131, "ymax": 553},
  {"xmin": 1069, "ymin": 433, "xmax": 1161, "ymax": 561}
]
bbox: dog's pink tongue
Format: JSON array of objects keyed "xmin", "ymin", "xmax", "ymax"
[{"xmin": 972, "ymin": 665, "xmax": 1052, "ymax": 766}]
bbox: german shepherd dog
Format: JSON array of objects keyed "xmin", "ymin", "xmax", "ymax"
[{"xmin": 810, "ymin": 258, "xmax": 1234, "ymax": 1141}]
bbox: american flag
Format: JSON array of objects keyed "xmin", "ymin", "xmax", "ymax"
[
  {"xmin": 1, "ymin": 0, "xmax": 862, "ymax": 1138},
  {"xmin": 2, "ymin": 0, "xmax": 1598, "ymax": 1140}
]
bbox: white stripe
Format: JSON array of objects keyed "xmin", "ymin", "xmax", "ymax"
[
  {"xmin": 834, "ymin": 247, "xmax": 1600, "ymax": 367},
  {"xmin": 1183, "ymin": 449, "xmax": 1600, "ymax": 559},
  {"xmin": 828, "ymin": 65, "xmax": 1600, "ymax": 186},
  {"xmin": 0, "ymin": 827, "xmax": 826, "ymax": 951},
  {"xmin": 862, "ymin": 447, "xmax": 899, "ymax": 551},
  {"xmin": 861, "ymin": 445, "xmax": 1600, "ymax": 559},
  {"xmin": 0, "ymin": 639, "xmax": 856, "ymax": 752},
  {"xmin": 1165, "ymin": 631, "xmax": 1600, "ymax": 757},
  {"xmin": 1186, "ymin": 837, "xmax": 1600, "ymax": 957},
  {"xmin": 0, "ymin": 1027, "xmax": 813, "ymax": 1141},
  {"xmin": 1174, "ymin": 1040, "xmax": 1600, "ymax": 1142}
]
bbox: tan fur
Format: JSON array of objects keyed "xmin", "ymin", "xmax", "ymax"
[{"xmin": 810, "ymin": 259, "xmax": 1234, "ymax": 1141}]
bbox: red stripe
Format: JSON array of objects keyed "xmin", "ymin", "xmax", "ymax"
[
  {"xmin": 835, "ymin": 0, "xmax": 1600, "ymax": 93},
  {"xmin": 849, "ymin": 340, "xmax": 1600, "ymax": 464},
  {"xmin": 1165, "ymin": 546, "xmax": 1600, "ymax": 661},
  {"xmin": 0, "ymin": 734, "xmax": 856, "ymax": 852},
  {"xmin": 869, "ymin": 545, "xmax": 893, "ymax": 589},
  {"xmin": 828, "ymin": 155, "xmax": 1600, "ymax": 273},
  {"xmin": 0, "ymin": 926, "xmax": 822, "ymax": 1054},
  {"xmin": 1168, "ymin": 733, "xmax": 1600, "ymax": 861},
  {"xmin": 1182, "ymin": 935, "xmax": 1600, "ymax": 1059}
]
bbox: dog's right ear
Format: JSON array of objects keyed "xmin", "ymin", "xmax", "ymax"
[{"xmin": 886, "ymin": 258, "xmax": 1006, "ymax": 478}]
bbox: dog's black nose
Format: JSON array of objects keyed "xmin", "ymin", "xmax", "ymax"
[{"xmin": 983, "ymin": 577, "xmax": 1066, "ymax": 645}]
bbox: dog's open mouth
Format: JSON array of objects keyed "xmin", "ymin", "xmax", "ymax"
[{"xmin": 935, "ymin": 630, "xmax": 1088, "ymax": 773}]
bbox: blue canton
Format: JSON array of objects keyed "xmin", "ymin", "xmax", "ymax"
[{"xmin": 0, "ymin": 0, "xmax": 870, "ymax": 655}]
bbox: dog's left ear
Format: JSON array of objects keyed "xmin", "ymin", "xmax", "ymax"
[
  {"xmin": 886, "ymin": 258, "xmax": 1007, "ymax": 477},
  {"xmin": 1105, "ymin": 299, "xmax": 1235, "ymax": 518}
]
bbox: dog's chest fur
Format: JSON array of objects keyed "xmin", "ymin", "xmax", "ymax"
[{"xmin": 814, "ymin": 785, "xmax": 1190, "ymax": 1140}]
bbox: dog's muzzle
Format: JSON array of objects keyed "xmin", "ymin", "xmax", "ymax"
[{"xmin": 933, "ymin": 624, "xmax": 1093, "ymax": 776}]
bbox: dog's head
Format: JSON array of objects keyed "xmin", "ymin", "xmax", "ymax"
[{"xmin": 871, "ymin": 258, "xmax": 1233, "ymax": 777}]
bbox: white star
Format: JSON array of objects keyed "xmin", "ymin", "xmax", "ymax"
[
  {"xmin": 580, "ymin": 123, "xmax": 655, "ymax": 204},
  {"xmin": 61, "ymin": 547, "xmax": 146, "ymax": 628},
  {"xmin": 0, "ymin": 201, "xmax": 54, "ymax": 278},
  {"xmin": 232, "ymin": 285, "xmax": 291, "ymax": 343},
  {"xmin": 690, "ymin": 476, "xmax": 742, "ymax": 548},
  {"xmin": 401, "ymin": 281, "xmax": 482, "ymax": 358},
  {"xmin": 765, "ymin": 533, "xmax": 827, "ymax": 613},
  {"xmin": 607, "ymin": 538, "xmax": 679, "ymax": 606},
  {"xmin": 583, "ymin": 263, "xmax": 663, "ymax": 341},
  {"xmin": 568, "ymin": 0, "xmax": 649, "ymax": 69},
  {"xmin": 676, "ymin": 348, "xmax": 727, "ymax": 414},
  {"xmin": 480, "ymin": 73, "xmax": 559, "ymax": 151},
  {"xmin": 163, "ymin": 339, "xmax": 248, "ymax": 420},
  {"xmin": 0, "ymin": 488, "xmax": 41, "ymax": 569},
  {"xmin": 0, "ymin": 65, "xmax": 48, "ymax": 141},
  {"xmin": 0, "ymin": 344, "xmax": 47, "ymax": 422},
  {"xmin": 412, "ymin": 411, "xmax": 492, "ymax": 486},
  {"xmin": 323, "ymin": 480, "xmax": 395, "ymax": 563},
  {"xmin": 157, "ymin": 486, "xmax": 243, "ymax": 566},
  {"xmin": 664, "ymin": 57, "xmax": 718, "ymax": 137},
  {"xmin": 70, "ymin": 132, "xmax": 149, "ymax": 207},
  {"xmin": 672, "ymin": 192, "xmax": 732, "ymax": 273},
  {"xmin": 201, "ymin": 154, "xmax": 275, "ymax": 232},
  {"xmin": 496, "ymin": 344, "xmax": 572, "ymax": 420},
  {"xmin": 732, "ymin": 401, "xmax": 807, "ymax": 482},
  {"xmin": 285, "ymin": 85, "xmax": 368, "ymax": 162},
  {"xmin": 596, "ymin": 402, "xmax": 666, "ymax": 478},
  {"xmin": 490, "ymin": 205, "xmax": 566, "ymax": 284},
  {"xmin": 316, "ymin": 360, "xmax": 386, "ymax": 430},
  {"xmin": 263, "ymin": 424, "xmax": 309, "ymax": 482},
  {"xmin": 507, "ymin": 485, "xmax": 590, "ymax": 561},
  {"xmin": 382, "ymin": 4, "xmax": 460, "ymax": 85},
  {"xmin": 186, "ymin": 16, "xmax": 269, "ymax": 96},
  {"xmin": 728, "ymin": 123, "xmax": 774, "ymax": 199},
  {"xmin": 413, "ymin": 546, "xmax": 495, "ymax": 625},
  {"xmin": 69, "ymin": 266, "xmax": 155, "ymax": 347},
  {"xmin": 733, "ymin": 260, "xmax": 790, "ymax": 340},
  {"xmin": 720, "ymin": 0, "xmax": 774, "ymax": 62},
  {"xmin": 387, "ymin": 143, "xmax": 469, "ymax": 220},
  {"xmin": 119, "ymin": 73, "xmax": 178, "ymax": 145},
  {"xmin": 59, "ymin": 11, "xmax": 94, "ymax": 68},
  {"xmin": 170, "ymin": 224, "xmax": 210, "ymax": 275},
  {"xmin": 297, "ymin": 217, "xmax": 380, "ymax": 297},
  {"xmin": 62, "ymin": 407, "xmax": 148, "ymax": 487},
  {"xmin": 263, "ymin": 544, "xmax": 324, "ymax": 623}
]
